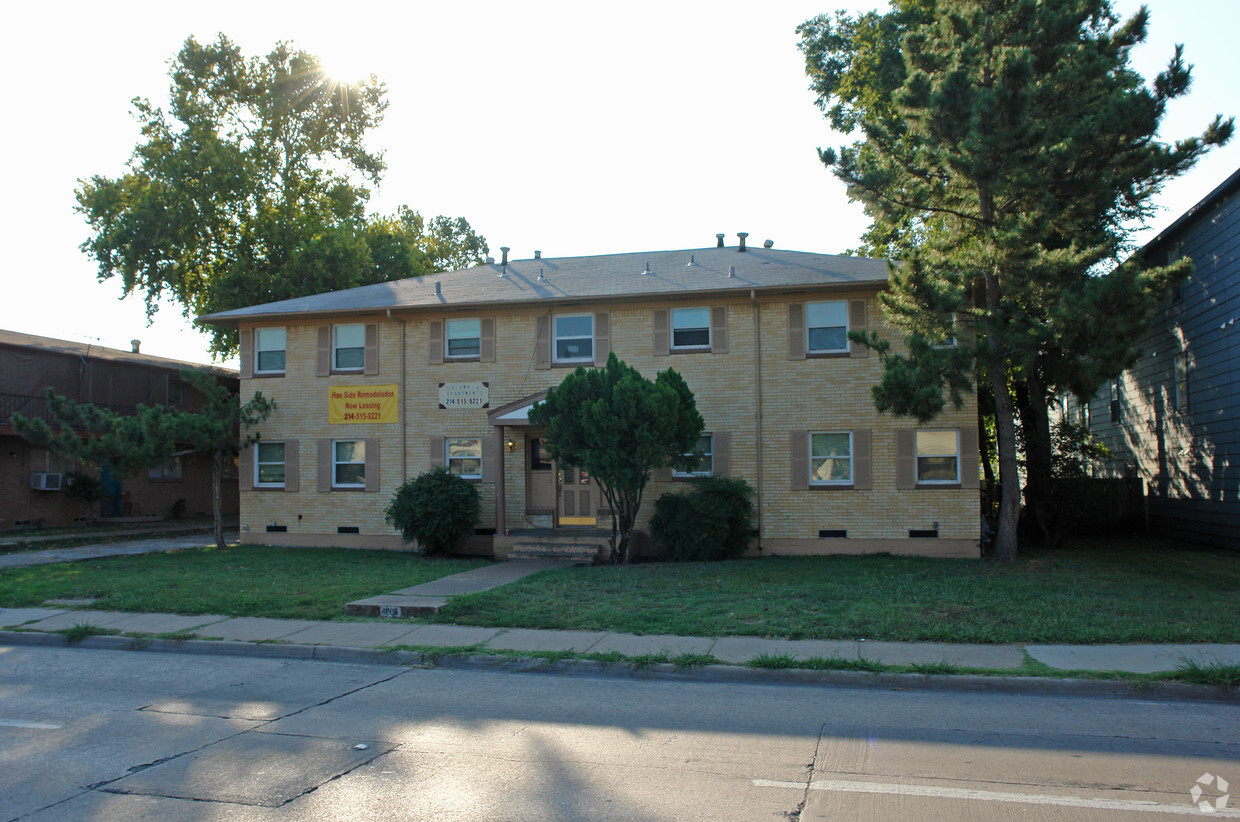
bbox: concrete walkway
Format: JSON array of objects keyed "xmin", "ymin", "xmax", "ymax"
[
  {"xmin": 0, "ymin": 532, "xmax": 240, "ymax": 569},
  {"xmin": 2, "ymin": 540, "xmax": 1239, "ymax": 680}
]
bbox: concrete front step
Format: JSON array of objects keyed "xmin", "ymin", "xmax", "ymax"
[
  {"xmin": 507, "ymin": 542, "xmax": 603, "ymax": 562},
  {"xmin": 345, "ymin": 594, "xmax": 448, "ymax": 618}
]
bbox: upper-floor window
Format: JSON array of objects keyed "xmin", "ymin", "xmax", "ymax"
[
  {"xmin": 447, "ymin": 437, "xmax": 483, "ymax": 479},
  {"xmin": 1175, "ymin": 351, "xmax": 1189, "ymax": 411},
  {"xmin": 1109, "ymin": 380, "xmax": 1121, "ymax": 423},
  {"xmin": 255, "ymin": 442, "xmax": 286, "ymax": 487},
  {"xmin": 334, "ymin": 325, "xmax": 365, "ymax": 371},
  {"xmin": 554, "ymin": 314, "xmax": 594, "ymax": 364},
  {"xmin": 446, "ymin": 319, "xmax": 481, "ymax": 359},
  {"xmin": 810, "ymin": 431, "xmax": 852, "ymax": 485},
  {"xmin": 673, "ymin": 434, "xmax": 714, "ymax": 477},
  {"xmin": 915, "ymin": 430, "xmax": 959, "ymax": 484},
  {"xmin": 671, "ymin": 308, "xmax": 711, "ymax": 350},
  {"xmin": 255, "ymin": 328, "xmax": 286, "ymax": 374},
  {"xmin": 806, "ymin": 301, "xmax": 848, "ymax": 354},
  {"xmin": 333, "ymin": 440, "xmax": 366, "ymax": 487}
]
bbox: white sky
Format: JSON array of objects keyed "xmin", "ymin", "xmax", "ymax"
[{"xmin": 2, "ymin": 0, "xmax": 1236, "ymax": 368}]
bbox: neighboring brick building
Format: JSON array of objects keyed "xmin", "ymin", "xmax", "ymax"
[
  {"xmin": 0, "ymin": 330, "xmax": 239, "ymax": 529},
  {"xmin": 201, "ymin": 239, "xmax": 981, "ymax": 557},
  {"xmin": 1066, "ymin": 168, "xmax": 1240, "ymax": 548}
]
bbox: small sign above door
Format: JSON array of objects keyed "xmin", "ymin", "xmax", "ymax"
[{"xmin": 439, "ymin": 381, "xmax": 490, "ymax": 409}]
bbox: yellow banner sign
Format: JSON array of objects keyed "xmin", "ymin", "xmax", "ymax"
[{"xmin": 329, "ymin": 385, "xmax": 398, "ymax": 424}]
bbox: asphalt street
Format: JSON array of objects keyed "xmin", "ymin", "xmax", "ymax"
[{"xmin": 2, "ymin": 644, "xmax": 1238, "ymax": 821}]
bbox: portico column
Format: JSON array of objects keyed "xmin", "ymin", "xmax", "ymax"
[{"xmin": 494, "ymin": 424, "xmax": 506, "ymax": 536}]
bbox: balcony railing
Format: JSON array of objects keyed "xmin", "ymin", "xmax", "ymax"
[{"xmin": 0, "ymin": 393, "xmax": 139, "ymax": 427}]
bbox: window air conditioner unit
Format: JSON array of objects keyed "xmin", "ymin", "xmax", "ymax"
[{"xmin": 30, "ymin": 472, "xmax": 63, "ymax": 491}]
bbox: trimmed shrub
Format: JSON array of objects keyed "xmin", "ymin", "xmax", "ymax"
[
  {"xmin": 385, "ymin": 468, "xmax": 481, "ymax": 555},
  {"xmin": 649, "ymin": 475, "xmax": 755, "ymax": 562}
]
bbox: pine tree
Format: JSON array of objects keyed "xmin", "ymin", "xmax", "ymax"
[{"xmin": 800, "ymin": 0, "xmax": 1232, "ymax": 559}]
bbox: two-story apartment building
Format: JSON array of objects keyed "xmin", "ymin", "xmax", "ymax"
[
  {"xmin": 200, "ymin": 240, "xmax": 981, "ymax": 558},
  {"xmin": 0, "ymin": 330, "xmax": 239, "ymax": 529}
]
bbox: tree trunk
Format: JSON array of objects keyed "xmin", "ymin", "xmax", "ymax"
[
  {"xmin": 1015, "ymin": 376, "xmax": 1057, "ymax": 546},
  {"xmin": 212, "ymin": 447, "xmax": 225, "ymax": 550}
]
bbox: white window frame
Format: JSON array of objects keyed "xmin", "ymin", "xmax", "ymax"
[
  {"xmin": 148, "ymin": 457, "xmax": 182, "ymax": 481},
  {"xmin": 445, "ymin": 318, "xmax": 481, "ymax": 359},
  {"xmin": 673, "ymin": 433, "xmax": 714, "ymax": 477},
  {"xmin": 446, "ymin": 437, "xmax": 483, "ymax": 479},
  {"xmin": 332, "ymin": 440, "xmax": 366, "ymax": 488},
  {"xmin": 333, "ymin": 324, "xmax": 365, "ymax": 372},
  {"xmin": 932, "ymin": 313, "xmax": 958, "ymax": 349},
  {"xmin": 255, "ymin": 327, "xmax": 287, "ymax": 374},
  {"xmin": 254, "ymin": 441, "xmax": 286, "ymax": 488},
  {"xmin": 552, "ymin": 313, "xmax": 594, "ymax": 364},
  {"xmin": 915, "ymin": 430, "xmax": 960, "ymax": 485},
  {"xmin": 809, "ymin": 431, "xmax": 853, "ymax": 486},
  {"xmin": 671, "ymin": 307, "xmax": 711, "ymax": 351},
  {"xmin": 806, "ymin": 300, "xmax": 849, "ymax": 354}
]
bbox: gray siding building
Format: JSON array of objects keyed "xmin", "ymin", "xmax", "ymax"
[{"xmin": 1079, "ymin": 168, "xmax": 1239, "ymax": 547}]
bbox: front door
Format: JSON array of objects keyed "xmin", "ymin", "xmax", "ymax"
[{"xmin": 557, "ymin": 463, "xmax": 597, "ymax": 526}]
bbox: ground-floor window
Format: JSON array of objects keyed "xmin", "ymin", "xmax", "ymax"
[
  {"xmin": 915, "ymin": 430, "xmax": 959, "ymax": 484},
  {"xmin": 255, "ymin": 442, "xmax": 286, "ymax": 487},
  {"xmin": 673, "ymin": 433, "xmax": 714, "ymax": 477},
  {"xmin": 333, "ymin": 440, "xmax": 366, "ymax": 487},
  {"xmin": 810, "ymin": 431, "xmax": 852, "ymax": 485},
  {"xmin": 447, "ymin": 438, "xmax": 483, "ymax": 478}
]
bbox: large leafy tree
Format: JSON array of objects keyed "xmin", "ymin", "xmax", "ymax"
[
  {"xmin": 13, "ymin": 369, "xmax": 274, "ymax": 549},
  {"xmin": 528, "ymin": 354, "xmax": 704, "ymax": 565},
  {"xmin": 799, "ymin": 0, "xmax": 1232, "ymax": 559},
  {"xmin": 76, "ymin": 35, "xmax": 487, "ymax": 357}
]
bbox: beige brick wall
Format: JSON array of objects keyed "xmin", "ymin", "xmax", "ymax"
[{"xmin": 238, "ymin": 291, "xmax": 979, "ymax": 554}]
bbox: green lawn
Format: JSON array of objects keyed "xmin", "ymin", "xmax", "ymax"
[
  {"xmin": 428, "ymin": 536, "xmax": 1240, "ymax": 644},
  {"xmin": 1, "ymin": 537, "xmax": 1235, "ymax": 643},
  {"xmin": 0, "ymin": 545, "xmax": 489, "ymax": 620}
]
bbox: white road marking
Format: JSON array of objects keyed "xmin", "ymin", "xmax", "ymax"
[
  {"xmin": 752, "ymin": 778, "xmax": 1239, "ymax": 817},
  {"xmin": 0, "ymin": 719, "xmax": 62, "ymax": 730}
]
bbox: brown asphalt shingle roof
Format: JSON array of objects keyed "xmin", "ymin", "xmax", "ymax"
[{"xmin": 198, "ymin": 246, "xmax": 889, "ymax": 328}]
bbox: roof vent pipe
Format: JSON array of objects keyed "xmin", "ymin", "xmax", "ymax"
[
  {"xmin": 687, "ymin": 255, "xmax": 697, "ymax": 266},
  {"xmin": 534, "ymin": 250, "xmax": 542, "ymax": 259},
  {"xmin": 728, "ymin": 265, "xmax": 735, "ymax": 278},
  {"xmin": 434, "ymin": 281, "xmax": 442, "ymax": 296},
  {"xmin": 537, "ymin": 268, "xmax": 545, "ymax": 281},
  {"xmin": 130, "ymin": 339, "xmax": 141, "ymax": 353},
  {"xmin": 500, "ymin": 247, "xmax": 510, "ymax": 265},
  {"xmin": 737, "ymin": 232, "xmax": 749, "ymax": 252},
  {"xmin": 716, "ymin": 233, "xmax": 725, "ymax": 248},
  {"xmin": 764, "ymin": 239, "xmax": 774, "ymax": 249},
  {"xmin": 642, "ymin": 261, "xmax": 652, "ymax": 275}
]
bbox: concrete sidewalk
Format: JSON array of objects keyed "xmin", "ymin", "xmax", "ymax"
[{"xmin": 2, "ymin": 603, "xmax": 1238, "ymax": 675}]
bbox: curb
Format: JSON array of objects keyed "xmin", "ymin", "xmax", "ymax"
[{"xmin": 2, "ymin": 629, "xmax": 1236, "ymax": 704}]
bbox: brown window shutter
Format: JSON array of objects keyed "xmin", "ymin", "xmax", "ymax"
[
  {"xmin": 849, "ymin": 299, "xmax": 868, "ymax": 358},
  {"xmin": 429, "ymin": 436, "xmax": 445, "ymax": 469},
  {"xmin": 712, "ymin": 431, "xmax": 730, "ymax": 477},
  {"xmin": 896, "ymin": 430, "xmax": 915, "ymax": 489},
  {"xmin": 790, "ymin": 430, "xmax": 809, "ymax": 490},
  {"xmin": 787, "ymin": 304, "xmax": 806, "ymax": 360},
  {"xmin": 534, "ymin": 316, "xmax": 551, "ymax": 370},
  {"xmin": 239, "ymin": 442, "xmax": 254, "ymax": 491},
  {"xmin": 316, "ymin": 327, "xmax": 331, "ymax": 376},
  {"xmin": 852, "ymin": 429, "xmax": 871, "ymax": 490},
  {"xmin": 239, "ymin": 328, "xmax": 254, "ymax": 380},
  {"xmin": 285, "ymin": 440, "xmax": 299, "ymax": 493},
  {"xmin": 364, "ymin": 324, "xmax": 380, "ymax": 375},
  {"xmin": 711, "ymin": 306, "xmax": 729, "ymax": 354},
  {"xmin": 481, "ymin": 433, "xmax": 496, "ymax": 482},
  {"xmin": 364, "ymin": 438, "xmax": 379, "ymax": 493},
  {"xmin": 652, "ymin": 309, "xmax": 670, "ymax": 356},
  {"xmin": 317, "ymin": 438, "xmax": 332, "ymax": 492},
  {"xmin": 428, "ymin": 320, "xmax": 444, "ymax": 364},
  {"xmin": 480, "ymin": 317, "xmax": 496, "ymax": 363},
  {"xmin": 593, "ymin": 312, "xmax": 610, "ymax": 367},
  {"xmin": 960, "ymin": 426, "xmax": 980, "ymax": 489}
]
